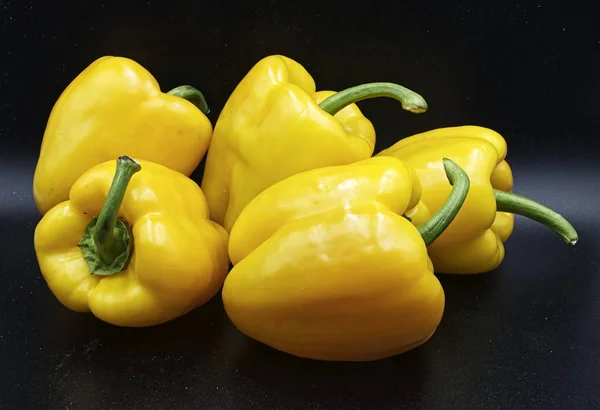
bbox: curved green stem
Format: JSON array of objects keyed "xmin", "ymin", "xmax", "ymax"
[
  {"xmin": 318, "ymin": 82, "xmax": 428, "ymax": 116},
  {"xmin": 495, "ymin": 190, "xmax": 578, "ymax": 245},
  {"xmin": 417, "ymin": 158, "xmax": 470, "ymax": 246},
  {"xmin": 78, "ymin": 156, "xmax": 141, "ymax": 276},
  {"xmin": 168, "ymin": 85, "xmax": 210, "ymax": 114}
]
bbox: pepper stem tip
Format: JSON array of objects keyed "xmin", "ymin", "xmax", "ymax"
[
  {"xmin": 78, "ymin": 155, "xmax": 141, "ymax": 276},
  {"xmin": 318, "ymin": 82, "xmax": 428, "ymax": 116},
  {"xmin": 416, "ymin": 158, "xmax": 470, "ymax": 247},
  {"xmin": 167, "ymin": 85, "xmax": 210, "ymax": 114},
  {"xmin": 494, "ymin": 189, "xmax": 578, "ymax": 246}
]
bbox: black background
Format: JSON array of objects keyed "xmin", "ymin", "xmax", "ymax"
[{"xmin": 2, "ymin": 1, "xmax": 599, "ymax": 409}]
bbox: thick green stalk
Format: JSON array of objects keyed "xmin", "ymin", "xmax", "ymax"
[
  {"xmin": 495, "ymin": 190, "xmax": 578, "ymax": 245},
  {"xmin": 417, "ymin": 158, "xmax": 470, "ymax": 246},
  {"xmin": 318, "ymin": 82, "xmax": 428, "ymax": 116},
  {"xmin": 78, "ymin": 156, "xmax": 141, "ymax": 276},
  {"xmin": 168, "ymin": 85, "xmax": 210, "ymax": 114}
]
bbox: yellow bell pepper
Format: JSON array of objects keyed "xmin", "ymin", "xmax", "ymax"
[
  {"xmin": 34, "ymin": 156, "xmax": 229, "ymax": 327},
  {"xmin": 33, "ymin": 56, "xmax": 213, "ymax": 215},
  {"xmin": 223, "ymin": 156, "xmax": 471, "ymax": 361},
  {"xmin": 200, "ymin": 54, "xmax": 429, "ymax": 232},
  {"xmin": 377, "ymin": 125, "xmax": 578, "ymax": 274}
]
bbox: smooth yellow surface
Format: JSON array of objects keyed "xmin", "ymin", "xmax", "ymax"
[
  {"xmin": 34, "ymin": 159, "xmax": 229, "ymax": 327},
  {"xmin": 200, "ymin": 55, "xmax": 376, "ymax": 232},
  {"xmin": 33, "ymin": 56, "xmax": 213, "ymax": 215},
  {"xmin": 223, "ymin": 156, "xmax": 444, "ymax": 362},
  {"xmin": 378, "ymin": 125, "xmax": 515, "ymax": 274}
]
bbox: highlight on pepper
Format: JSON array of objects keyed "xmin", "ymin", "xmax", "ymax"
[
  {"xmin": 33, "ymin": 155, "xmax": 230, "ymax": 327},
  {"xmin": 222, "ymin": 156, "xmax": 470, "ymax": 362},
  {"xmin": 33, "ymin": 55, "xmax": 214, "ymax": 215},
  {"xmin": 378, "ymin": 125, "xmax": 578, "ymax": 274},
  {"xmin": 200, "ymin": 54, "xmax": 429, "ymax": 234},
  {"xmin": 28, "ymin": 54, "xmax": 581, "ymax": 364}
]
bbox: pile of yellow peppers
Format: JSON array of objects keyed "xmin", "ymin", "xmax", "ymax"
[{"xmin": 33, "ymin": 55, "xmax": 578, "ymax": 361}]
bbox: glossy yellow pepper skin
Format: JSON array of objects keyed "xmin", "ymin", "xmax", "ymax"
[
  {"xmin": 33, "ymin": 56, "xmax": 213, "ymax": 215},
  {"xmin": 223, "ymin": 156, "xmax": 463, "ymax": 362},
  {"xmin": 201, "ymin": 55, "xmax": 375, "ymax": 232},
  {"xmin": 34, "ymin": 157, "xmax": 229, "ymax": 327},
  {"xmin": 377, "ymin": 126, "xmax": 516, "ymax": 274},
  {"xmin": 200, "ymin": 55, "xmax": 428, "ymax": 232}
]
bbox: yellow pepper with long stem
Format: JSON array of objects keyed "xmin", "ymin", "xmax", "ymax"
[
  {"xmin": 34, "ymin": 156, "xmax": 229, "ymax": 327},
  {"xmin": 377, "ymin": 125, "xmax": 578, "ymax": 274},
  {"xmin": 33, "ymin": 56, "xmax": 213, "ymax": 215},
  {"xmin": 200, "ymin": 54, "xmax": 429, "ymax": 232},
  {"xmin": 223, "ymin": 156, "xmax": 471, "ymax": 361}
]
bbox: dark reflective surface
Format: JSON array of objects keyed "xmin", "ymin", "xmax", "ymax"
[{"xmin": 2, "ymin": 1, "xmax": 599, "ymax": 409}]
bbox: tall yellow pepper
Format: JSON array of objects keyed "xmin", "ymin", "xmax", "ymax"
[
  {"xmin": 378, "ymin": 125, "xmax": 578, "ymax": 274},
  {"xmin": 33, "ymin": 56, "xmax": 213, "ymax": 215},
  {"xmin": 200, "ymin": 54, "xmax": 429, "ymax": 232},
  {"xmin": 223, "ymin": 156, "xmax": 471, "ymax": 361}
]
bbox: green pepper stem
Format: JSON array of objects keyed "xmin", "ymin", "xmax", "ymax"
[
  {"xmin": 78, "ymin": 156, "xmax": 141, "ymax": 276},
  {"xmin": 417, "ymin": 158, "xmax": 470, "ymax": 246},
  {"xmin": 494, "ymin": 190, "xmax": 578, "ymax": 245},
  {"xmin": 94, "ymin": 156, "xmax": 141, "ymax": 262},
  {"xmin": 168, "ymin": 85, "xmax": 210, "ymax": 114},
  {"xmin": 318, "ymin": 82, "xmax": 428, "ymax": 116}
]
